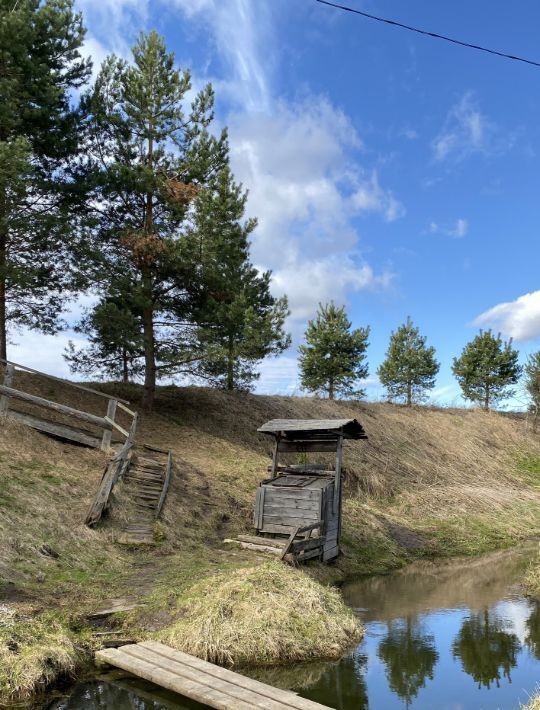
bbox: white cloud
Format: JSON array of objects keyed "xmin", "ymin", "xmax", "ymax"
[
  {"xmin": 228, "ymin": 98, "xmax": 398, "ymax": 325},
  {"xmin": 255, "ymin": 356, "xmax": 300, "ymax": 395},
  {"xmin": 473, "ymin": 290, "xmax": 540, "ymax": 342},
  {"xmin": 432, "ymin": 92, "xmax": 492, "ymax": 162},
  {"xmin": 170, "ymin": 0, "xmax": 272, "ymax": 110},
  {"xmin": 429, "ymin": 218, "xmax": 468, "ymax": 238},
  {"xmin": 350, "ymin": 172, "xmax": 405, "ymax": 223}
]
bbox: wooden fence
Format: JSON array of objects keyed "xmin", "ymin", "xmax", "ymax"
[{"xmin": 0, "ymin": 359, "xmax": 137, "ymax": 452}]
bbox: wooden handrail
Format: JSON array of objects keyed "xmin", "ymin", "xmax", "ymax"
[
  {"xmin": 0, "ymin": 384, "xmax": 112, "ymax": 430},
  {"xmin": 0, "ymin": 358, "xmax": 130, "ymax": 405}
]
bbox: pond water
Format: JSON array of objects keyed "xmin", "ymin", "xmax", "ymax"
[{"xmin": 45, "ymin": 543, "xmax": 540, "ymax": 710}]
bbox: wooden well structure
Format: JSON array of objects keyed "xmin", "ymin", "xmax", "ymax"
[{"xmin": 252, "ymin": 418, "xmax": 367, "ymax": 563}]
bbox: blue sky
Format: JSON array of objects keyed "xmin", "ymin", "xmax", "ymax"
[{"xmin": 14, "ymin": 0, "xmax": 540, "ymax": 406}]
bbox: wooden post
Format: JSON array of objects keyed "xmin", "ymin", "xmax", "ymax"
[
  {"xmin": 101, "ymin": 398, "xmax": 118, "ymax": 452},
  {"xmin": 334, "ymin": 434, "xmax": 343, "ymax": 543},
  {"xmin": 0, "ymin": 363, "xmax": 14, "ymax": 416},
  {"xmin": 270, "ymin": 435, "xmax": 280, "ymax": 478}
]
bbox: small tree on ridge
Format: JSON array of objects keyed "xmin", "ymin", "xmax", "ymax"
[
  {"xmin": 452, "ymin": 330, "xmax": 521, "ymax": 410},
  {"xmin": 377, "ymin": 318, "xmax": 439, "ymax": 406},
  {"xmin": 299, "ymin": 303, "xmax": 370, "ymax": 400}
]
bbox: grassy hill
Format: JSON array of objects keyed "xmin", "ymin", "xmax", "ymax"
[{"xmin": 2, "ymin": 381, "xmax": 540, "ymax": 701}]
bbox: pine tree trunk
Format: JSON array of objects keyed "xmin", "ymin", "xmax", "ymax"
[
  {"xmin": 141, "ymin": 135, "xmax": 156, "ymax": 411},
  {"xmin": 226, "ymin": 335, "xmax": 234, "ymax": 391},
  {"xmin": 0, "ymin": 190, "xmax": 7, "ymax": 361},
  {"xmin": 407, "ymin": 381, "xmax": 412, "ymax": 406},
  {"xmin": 122, "ymin": 346, "xmax": 129, "ymax": 384},
  {"xmin": 329, "ymin": 377, "xmax": 334, "ymax": 400},
  {"xmin": 484, "ymin": 384, "xmax": 490, "ymax": 410},
  {"xmin": 141, "ymin": 275, "xmax": 155, "ymax": 411}
]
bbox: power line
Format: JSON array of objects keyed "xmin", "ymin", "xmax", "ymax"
[{"xmin": 315, "ymin": 0, "xmax": 540, "ymax": 69}]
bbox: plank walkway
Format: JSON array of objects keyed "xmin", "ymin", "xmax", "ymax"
[
  {"xmin": 96, "ymin": 640, "xmax": 331, "ymax": 710},
  {"xmin": 118, "ymin": 448, "xmax": 172, "ymax": 544}
]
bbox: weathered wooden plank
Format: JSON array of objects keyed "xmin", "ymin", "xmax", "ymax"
[
  {"xmin": 140, "ymin": 641, "xmax": 331, "ymax": 710},
  {"xmin": 124, "ymin": 643, "xmax": 303, "ymax": 710},
  {"xmin": 0, "ymin": 357, "xmax": 131, "ymax": 404},
  {"xmin": 264, "ymin": 502, "xmax": 321, "ymax": 514},
  {"xmin": 225, "ymin": 539, "xmax": 283, "ymax": 556},
  {"xmin": 97, "ymin": 648, "xmax": 255, "ymax": 710},
  {"xmin": 262, "ymin": 513, "xmax": 320, "ymax": 527},
  {"xmin": 259, "ymin": 523, "xmax": 300, "ymax": 535},
  {"xmin": 7, "ymin": 410, "xmax": 101, "ymax": 448},
  {"xmin": 156, "ymin": 451, "xmax": 172, "ymax": 517},
  {"xmin": 236, "ymin": 535, "xmax": 286, "ymax": 548},
  {"xmin": 291, "ymin": 536, "xmax": 326, "ymax": 553},
  {"xmin": 0, "ymin": 384, "xmax": 111, "ymax": 430},
  {"xmin": 0, "ymin": 363, "xmax": 14, "ymax": 416},
  {"xmin": 101, "ymin": 398, "xmax": 118, "ymax": 451},
  {"xmin": 322, "ymin": 545, "xmax": 339, "ymax": 561},
  {"xmin": 278, "ymin": 440, "xmax": 337, "ymax": 453},
  {"xmin": 264, "ymin": 488, "xmax": 321, "ymax": 501}
]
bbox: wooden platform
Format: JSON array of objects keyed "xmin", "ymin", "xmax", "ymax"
[{"xmin": 96, "ymin": 640, "xmax": 330, "ymax": 710}]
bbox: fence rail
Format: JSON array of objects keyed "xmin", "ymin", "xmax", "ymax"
[{"xmin": 0, "ymin": 359, "xmax": 137, "ymax": 452}]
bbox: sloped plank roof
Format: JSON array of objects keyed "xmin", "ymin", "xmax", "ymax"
[{"xmin": 257, "ymin": 418, "xmax": 367, "ymax": 440}]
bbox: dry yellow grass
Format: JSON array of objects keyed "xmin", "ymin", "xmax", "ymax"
[{"xmin": 157, "ymin": 560, "xmax": 362, "ymax": 666}]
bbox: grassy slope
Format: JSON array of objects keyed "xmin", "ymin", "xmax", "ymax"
[{"xmin": 2, "ymin": 381, "xmax": 540, "ymax": 700}]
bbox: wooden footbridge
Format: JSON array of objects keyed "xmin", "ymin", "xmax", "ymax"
[{"xmin": 97, "ymin": 641, "xmax": 330, "ymax": 710}]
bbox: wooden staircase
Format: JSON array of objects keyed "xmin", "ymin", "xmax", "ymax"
[{"xmin": 118, "ymin": 446, "xmax": 172, "ymax": 545}]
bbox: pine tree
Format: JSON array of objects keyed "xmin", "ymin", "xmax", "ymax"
[
  {"xmin": 186, "ymin": 167, "xmax": 290, "ymax": 390},
  {"xmin": 82, "ymin": 31, "xmax": 227, "ymax": 409},
  {"xmin": 64, "ymin": 278, "xmax": 144, "ymax": 383},
  {"xmin": 523, "ymin": 351, "xmax": 540, "ymax": 423},
  {"xmin": 452, "ymin": 330, "xmax": 521, "ymax": 410},
  {"xmin": 0, "ymin": 0, "xmax": 90, "ymax": 359},
  {"xmin": 377, "ymin": 318, "xmax": 439, "ymax": 406},
  {"xmin": 298, "ymin": 303, "xmax": 370, "ymax": 400}
]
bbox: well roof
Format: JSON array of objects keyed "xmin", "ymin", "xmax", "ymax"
[{"xmin": 257, "ymin": 418, "xmax": 367, "ymax": 440}]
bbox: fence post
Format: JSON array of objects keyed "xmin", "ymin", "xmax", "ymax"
[
  {"xmin": 0, "ymin": 364, "xmax": 15, "ymax": 416},
  {"xmin": 101, "ymin": 398, "xmax": 118, "ymax": 451}
]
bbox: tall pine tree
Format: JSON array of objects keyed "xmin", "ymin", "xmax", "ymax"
[
  {"xmin": 0, "ymin": 0, "xmax": 90, "ymax": 358},
  {"xmin": 299, "ymin": 303, "xmax": 370, "ymax": 400},
  {"xmin": 377, "ymin": 318, "xmax": 439, "ymax": 405},
  {"xmin": 82, "ymin": 31, "xmax": 227, "ymax": 409},
  {"xmin": 452, "ymin": 330, "xmax": 521, "ymax": 410},
  {"xmin": 186, "ymin": 167, "xmax": 290, "ymax": 390}
]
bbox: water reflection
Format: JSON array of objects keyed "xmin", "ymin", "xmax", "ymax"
[
  {"xmin": 452, "ymin": 609, "xmax": 519, "ymax": 689},
  {"xmin": 378, "ymin": 616, "xmax": 438, "ymax": 705},
  {"xmin": 525, "ymin": 603, "xmax": 540, "ymax": 659},
  {"xmin": 301, "ymin": 654, "xmax": 369, "ymax": 710}
]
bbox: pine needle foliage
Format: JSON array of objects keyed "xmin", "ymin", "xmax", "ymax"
[
  {"xmin": 81, "ymin": 31, "xmax": 227, "ymax": 409},
  {"xmin": 185, "ymin": 166, "xmax": 291, "ymax": 391},
  {"xmin": 377, "ymin": 317, "xmax": 439, "ymax": 406},
  {"xmin": 525, "ymin": 351, "xmax": 540, "ymax": 418},
  {"xmin": 452, "ymin": 330, "xmax": 522, "ymax": 410},
  {"xmin": 299, "ymin": 303, "xmax": 369, "ymax": 400},
  {"xmin": 0, "ymin": 0, "xmax": 90, "ymax": 359}
]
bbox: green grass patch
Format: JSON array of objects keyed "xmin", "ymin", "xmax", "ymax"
[{"xmin": 0, "ymin": 611, "xmax": 90, "ymax": 703}]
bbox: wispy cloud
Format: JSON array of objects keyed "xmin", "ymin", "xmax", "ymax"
[
  {"xmin": 429, "ymin": 218, "xmax": 468, "ymax": 238},
  {"xmin": 432, "ymin": 92, "xmax": 493, "ymax": 162},
  {"xmin": 473, "ymin": 290, "xmax": 540, "ymax": 342}
]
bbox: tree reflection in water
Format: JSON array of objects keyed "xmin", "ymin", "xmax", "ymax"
[
  {"xmin": 377, "ymin": 616, "xmax": 438, "ymax": 706},
  {"xmin": 525, "ymin": 602, "xmax": 540, "ymax": 659},
  {"xmin": 301, "ymin": 653, "xmax": 369, "ymax": 710},
  {"xmin": 452, "ymin": 608, "xmax": 519, "ymax": 689}
]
